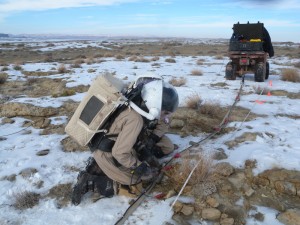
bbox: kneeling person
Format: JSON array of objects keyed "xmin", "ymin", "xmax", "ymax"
[{"xmin": 71, "ymin": 74, "xmax": 179, "ymax": 205}]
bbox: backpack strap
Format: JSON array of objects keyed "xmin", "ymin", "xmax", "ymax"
[{"xmin": 88, "ymin": 85, "xmax": 143, "ymax": 152}]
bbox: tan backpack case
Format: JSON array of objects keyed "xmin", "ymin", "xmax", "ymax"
[{"xmin": 65, "ymin": 73, "xmax": 127, "ymax": 146}]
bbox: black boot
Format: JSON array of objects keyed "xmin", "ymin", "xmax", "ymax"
[
  {"xmin": 85, "ymin": 157, "xmax": 104, "ymax": 176},
  {"xmin": 71, "ymin": 171, "xmax": 93, "ymax": 205},
  {"xmin": 93, "ymin": 175, "xmax": 114, "ymax": 197}
]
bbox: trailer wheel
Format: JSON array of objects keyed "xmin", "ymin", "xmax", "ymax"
[
  {"xmin": 225, "ymin": 62, "xmax": 236, "ymax": 80},
  {"xmin": 254, "ymin": 62, "xmax": 265, "ymax": 82},
  {"xmin": 265, "ymin": 61, "xmax": 269, "ymax": 80}
]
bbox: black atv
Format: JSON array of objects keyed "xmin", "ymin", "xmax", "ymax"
[{"xmin": 225, "ymin": 22, "xmax": 274, "ymax": 82}]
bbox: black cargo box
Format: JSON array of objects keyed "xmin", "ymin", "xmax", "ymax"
[
  {"xmin": 229, "ymin": 22, "xmax": 265, "ymax": 51},
  {"xmin": 233, "ymin": 22, "xmax": 264, "ymax": 40}
]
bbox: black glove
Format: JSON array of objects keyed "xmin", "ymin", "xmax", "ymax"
[
  {"xmin": 131, "ymin": 162, "xmax": 150, "ymax": 177},
  {"xmin": 136, "ymin": 147, "xmax": 161, "ymax": 168},
  {"xmin": 152, "ymin": 145, "xmax": 165, "ymax": 158}
]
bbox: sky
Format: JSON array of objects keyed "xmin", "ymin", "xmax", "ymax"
[
  {"xmin": 0, "ymin": 0, "xmax": 300, "ymax": 42},
  {"xmin": 0, "ymin": 40, "xmax": 300, "ymax": 224}
]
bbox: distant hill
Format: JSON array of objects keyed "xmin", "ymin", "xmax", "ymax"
[{"xmin": 0, "ymin": 33, "xmax": 9, "ymax": 37}]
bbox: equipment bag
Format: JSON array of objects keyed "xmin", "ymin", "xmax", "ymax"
[{"xmin": 65, "ymin": 73, "xmax": 127, "ymax": 146}]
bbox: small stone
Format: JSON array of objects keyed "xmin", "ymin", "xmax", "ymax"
[
  {"xmin": 220, "ymin": 218, "xmax": 234, "ymax": 225},
  {"xmin": 206, "ymin": 196, "xmax": 219, "ymax": 208},
  {"xmin": 212, "ymin": 149, "xmax": 228, "ymax": 160},
  {"xmin": 1, "ymin": 117, "xmax": 15, "ymax": 124},
  {"xmin": 0, "ymin": 136, "xmax": 7, "ymax": 141},
  {"xmin": 214, "ymin": 162, "xmax": 234, "ymax": 176},
  {"xmin": 172, "ymin": 214, "xmax": 191, "ymax": 225},
  {"xmin": 0, "ymin": 174, "xmax": 17, "ymax": 182},
  {"xmin": 181, "ymin": 205, "xmax": 194, "ymax": 216},
  {"xmin": 166, "ymin": 190, "xmax": 176, "ymax": 199},
  {"xmin": 19, "ymin": 168, "xmax": 38, "ymax": 178},
  {"xmin": 244, "ymin": 187, "xmax": 255, "ymax": 197},
  {"xmin": 202, "ymin": 208, "xmax": 221, "ymax": 221},
  {"xmin": 36, "ymin": 149, "xmax": 50, "ymax": 156},
  {"xmin": 221, "ymin": 213, "xmax": 228, "ymax": 219},
  {"xmin": 277, "ymin": 209, "xmax": 300, "ymax": 225},
  {"xmin": 173, "ymin": 201, "xmax": 183, "ymax": 213}
]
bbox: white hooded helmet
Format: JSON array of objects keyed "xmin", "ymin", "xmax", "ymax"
[{"xmin": 129, "ymin": 73, "xmax": 178, "ymax": 120}]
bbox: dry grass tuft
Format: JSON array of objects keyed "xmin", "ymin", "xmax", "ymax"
[
  {"xmin": 169, "ymin": 77, "xmax": 186, "ymax": 87},
  {"xmin": 190, "ymin": 69, "xmax": 203, "ymax": 76},
  {"xmin": 47, "ymin": 183, "xmax": 72, "ymax": 207},
  {"xmin": 128, "ymin": 56, "xmax": 138, "ymax": 61},
  {"xmin": 57, "ymin": 64, "xmax": 67, "ymax": 74},
  {"xmin": 167, "ymin": 153, "xmax": 215, "ymax": 191},
  {"xmin": 26, "ymin": 77, "xmax": 38, "ymax": 85},
  {"xmin": 185, "ymin": 94, "xmax": 202, "ymax": 109},
  {"xmin": 281, "ymin": 68, "xmax": 300, "ymax": 82},
  {"xmin": 293, "ymin": 62, "xmax": 300, "ymax": 69},
  {"xmin": 135, "ymin": 57, "xmax": 150, "ymax": 63},
  {"xmin": 0, "ymin": 72, "xmax": 8, "ymax": 84},
  {"xmin": 214, "ymin": 55, "xmax": 224, "ymax": 60},
  {"xmin": 93, "ymin": 53, "xmax": 104, "ymax": 58},
  {"xmin": 165, "ymin": 58, "xmax": 176, "ymax": 63},
  {"xmin": 104, "ymin": 52, "xmax": 114, "ymax": 57},
  {"xmin": 115, "ymin": 54, "xmax": 124, "ymax": 60},
  {"xmin": 13, "ymin": 191, "xmax": 40, "ymax": 210},
  {"xmin": 52, "ymin": 89, "xmax": 76, "ymax": 97},
  {"xmin": 85, "ymin": 57, "xmax": 95, "ymax": 65},
  {"xmin": 199, "ymin": 101, "xmax": 223, "ymax": 118},
  {"xmin": 1, "ymin": 66, "xmax": 9, "ymax": 71},
  {"xmin": 151, "ymin": 56, "xmax": 160, "ymax": 61},
  {"xmin": 13, "ymin": 64, "xmax": 23, "ymax": 71},
  {"xmin": 196, "ymin": 59, "xmax": 205, "ymax": 65},
  {"xmin": 71, "ymin": 59, "xmax": 84, "ymax": 68}
]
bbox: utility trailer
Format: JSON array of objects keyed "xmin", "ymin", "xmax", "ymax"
[{"xmin": 225, "ymin": 22, "xmax": 274, "ymax": 82}]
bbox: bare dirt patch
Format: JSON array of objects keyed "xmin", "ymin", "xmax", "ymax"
[
  {"xmin": 0, "ymin": 78, "xmax": 88, "ymax": 99},
  {"xmin": 47, "ymin": 183, "xmax": 73, "ymax": 208},
  {"xmin": 170, "ymin": 106, "xmax": 264, "ymax": 136}
]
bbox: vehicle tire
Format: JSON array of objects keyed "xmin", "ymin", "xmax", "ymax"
[
  {"xmin": 265, "ymin": 61, "xmax": 269, "ymax": 80},
  {"xmin": 225, "ymin": 62, "xmax": 236, "ymax": 80},
  {"xmin": 254, "ymin": 62, "xmax": 265, "ymax": 82}
]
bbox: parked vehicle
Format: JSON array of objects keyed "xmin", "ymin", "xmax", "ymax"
[{"xmin": 226, "ymin": 22, "xmax": 274, "ymax": 82}]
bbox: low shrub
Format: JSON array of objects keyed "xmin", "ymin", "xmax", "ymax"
[
  {"xmin": 185, "ymin": 94, "xmax": 202, "ymax": 109},
  {"xmin": 115, "ymin": 54, "xmax": 124, "ymax": 60},
  {"xmin": 214, "ymin": 55, "xmax": 224, "ymax": 60},
  {"xmin": 1, "ymin": 66, "xmax": 9, "ymax": 71},
  {"xmin": 199, "ymin": 101, "xmax": 223, "ymax": 119},
  {"xmin": 57, "ymin": 64, "xmax": 67, "ymax": 74},
  {"xmin": 26, "ymin": 77, "xmax": 38, "ymax": 85},
  {"xmin": 0, "ymin": 72, "xmax": 8, "ymax": 84},
  {"xmin": 13, "ymin": 64, "xmax": 22, "ymax": 71},
  {"xmin": 293, "ymin": 62, "xmax": 300, "ymax": 69},
  {"xmin": 13, "ymin": 191, "xmax": 40, "ymax": 210},
  {"xmin": 135, "ymin": 57, "xmax": 150, "ymax": 63},
  {"xmin": 85, "ymin": 58, "xmax": 95, "ymax": 65},
  {"xmin": 191, "ymin": 69, "xmax": 203, "ymax": 76},
  {"xmin": 165, "ymin": 58, "xmax": 176, "ymax": 63},
  {"xmin": 281, "ymin": 68, "xmax": 300, "ymax": 82},
  {"xmin": 169, "ymin": 77, "xmax": 186, "ymax": 87},
  {"xmin": 167, "ymin": 153, "xmax": 215, "ymax": 191},
  {"xmin": 196, "ymin": 59, "xmax": 205, "ymax": 65}
]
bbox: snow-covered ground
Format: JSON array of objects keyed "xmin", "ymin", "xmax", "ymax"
[{"xmin": 0, "ymin": 40, "xmax": 300, "ymax": 225}]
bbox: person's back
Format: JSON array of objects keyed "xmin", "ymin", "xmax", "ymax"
[{"xmin": 71, "ymin": 73, "xmax": 179, "ymax": 205}]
